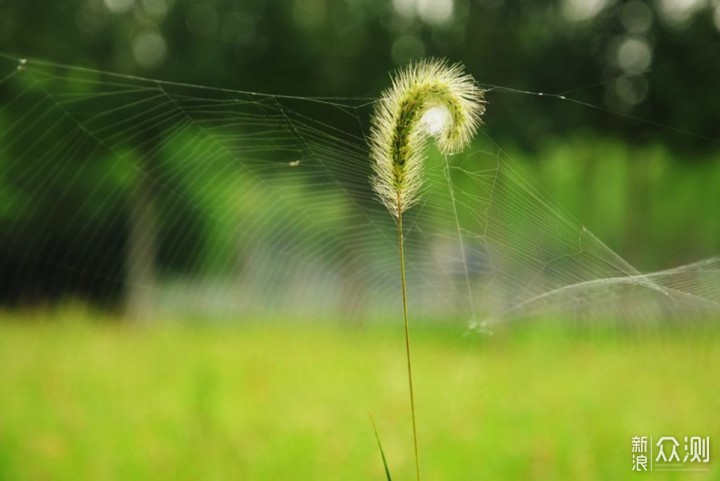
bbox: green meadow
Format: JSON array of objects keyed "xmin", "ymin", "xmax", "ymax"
[{"xmin": 1, "ymin": 312, "xmax": 717, "ymax": 481}]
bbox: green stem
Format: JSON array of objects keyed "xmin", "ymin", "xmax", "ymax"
[{"xmin": 397, "ymin": 200, "xmax": 420, "ymax": 481}]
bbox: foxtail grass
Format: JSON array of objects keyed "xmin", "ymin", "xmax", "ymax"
[{"xmin": 369, "ymin": 58, "xmax": 485, "ymax": 480}]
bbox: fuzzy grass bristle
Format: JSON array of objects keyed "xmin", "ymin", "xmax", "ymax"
[{"xmin": 369, "ymin": 58, "xmax": 486, "ymax": 216}]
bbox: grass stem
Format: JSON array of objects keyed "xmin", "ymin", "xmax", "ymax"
[{"xmin": 397, "ymin": 198, "xmax": 420, "ymax": 481}]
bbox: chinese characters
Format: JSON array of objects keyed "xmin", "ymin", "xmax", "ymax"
[{"xmin": 632, "ymin": 435, "xmax": 710, "ymax": 472}]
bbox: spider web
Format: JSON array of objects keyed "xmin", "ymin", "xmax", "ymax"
[{"xmin": 0, "ymin": 53, "xmax": 718, "ymax": 328}]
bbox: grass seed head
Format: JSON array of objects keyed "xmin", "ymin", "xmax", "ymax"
[{"xmin": 369, "ymin": 58, "xmax": 486, "ymax": 216}]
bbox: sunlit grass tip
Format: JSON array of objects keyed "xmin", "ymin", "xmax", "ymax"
[{"xmin": 369, "ymin": 58, "xmax": 486, "ymax": 216}]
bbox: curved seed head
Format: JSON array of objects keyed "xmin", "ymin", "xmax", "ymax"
[{"xmin": 369, "ymin": 58, "xmax": 486, "ymax": 217}]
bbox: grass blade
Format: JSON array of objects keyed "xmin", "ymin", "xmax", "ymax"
[{"xmin": 370, "ymin": 413, "xmax": 393, "ymax": 481}]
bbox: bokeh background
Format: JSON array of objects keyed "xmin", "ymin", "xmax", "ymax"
[
  {"xmin": 1, "ymin": 1, "xmax": 719, "ymax": 480},
  {"xmin": 2, "ymin": 0, "xmax": 720, "ymax": 314}
]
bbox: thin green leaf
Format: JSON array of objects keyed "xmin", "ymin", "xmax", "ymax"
[{"xmin": 370, "ymin": 413, "xmax": 393, "ymax": 481}]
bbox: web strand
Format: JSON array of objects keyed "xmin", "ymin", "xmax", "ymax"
[{"xmin": 0, "ymin": 56, "xmax": 718, "ymax": 325}]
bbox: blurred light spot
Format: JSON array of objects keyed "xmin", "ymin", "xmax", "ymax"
[
  {"xmin": 714, "ymin": 2, "xmax": 720, "ymax": 30},
  {"xmin": 293, "ymin": 0, "xmax": 327, "ymax": 30},
  {"xmin": 615, "ymin": 36, "xmax": 652, "ymax": 73},
  {"xmin": 422, "ymin": 105, "xmax": 452, "ymax": 136},
  {"xmin": 393, "ymin": 0, "xmax": 455, "ymax": 26},
  {"xmin": 186, "ymin": 3, "xmax": 219, "ymax": 38},
  {"xmin": 104, "ymin": 0, "xmax": 135, "ymax": 13},
  {"xmin": 132, "ymin": 31, "xmax": 167, "ymax": 69},
  {"xmin": 382, "ymin": 6, "xmax": 415, "ymax": 33},
  {"xmin": 561, "ymin": 0, "xmax": 613, "ymax": 22},
  {"xmin": 142, "ymin": 0, "xmax": 168, "ymax": 18},
  {"xmin": 620, "ymin": 1, "xmax": 654, "ymax": 33},
  {"xmin": 391, "ymin": 34, "xmax": 426, "ymax": 64},
  {"xmin": 654, "ymin": 0, "xmax": 706, "ymax": 28},
  {"xmin": 77, "ymin": 0, "xmax": 110, "ymax": 33},
  {"xmin": 614, "ymin": 75, "xmax": 649, "ymax": 106},
  {"xmin": 393, "ymin": 0, "xmax": 416, "ymax": 18},
  {"xmin": 418, "ymin": 0, "xmax": 454, "ymax": 25}
]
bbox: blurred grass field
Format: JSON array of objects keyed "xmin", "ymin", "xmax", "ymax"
[{"xmin": 0, "ymin": 310, "xmax": 718, "ymax": 481}]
